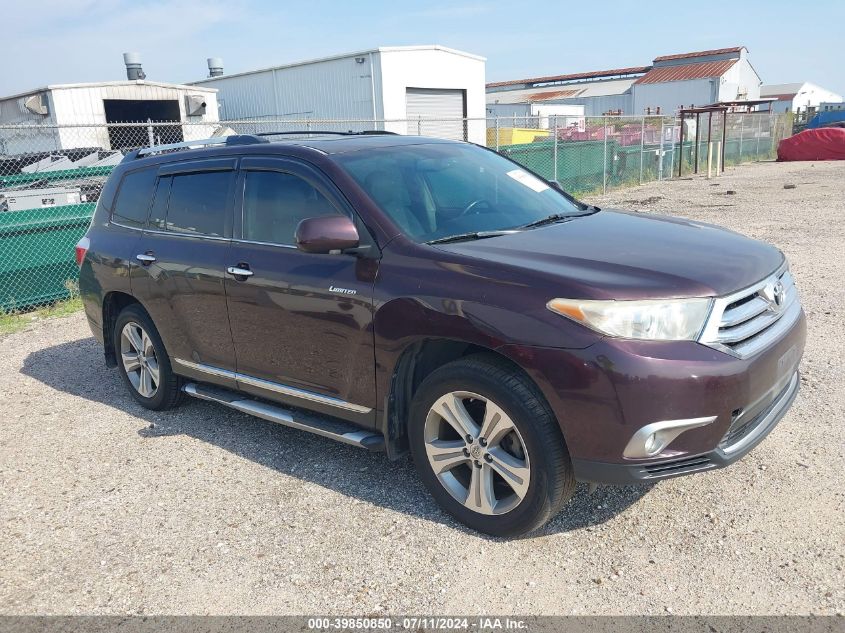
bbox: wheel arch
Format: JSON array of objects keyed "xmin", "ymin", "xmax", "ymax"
[
  {"xmin": 101, "ymin": 291, "xmax": 142, "ymax": 367},
  {"xmin": 381, "ymin": 337, "xmax": 559, "ymax": 459}
]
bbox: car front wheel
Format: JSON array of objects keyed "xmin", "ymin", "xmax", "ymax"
[{"xmin": 409, "ymin": 355, "xmax": 575, "ymax": 537}]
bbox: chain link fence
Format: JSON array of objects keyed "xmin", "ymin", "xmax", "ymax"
[{"xmin": 0, "ymin": 113, "xmax": 791, "ymax": 313}]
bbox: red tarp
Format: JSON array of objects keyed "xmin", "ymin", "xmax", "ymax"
[{"xmin": 777, "ymin": 128, "xmax": 845, "ymax": 161}]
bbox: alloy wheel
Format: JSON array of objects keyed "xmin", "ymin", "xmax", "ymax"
[
  {"xmin": 423, "ymin": 391, "xmax": 531, "ymax": 515},
  {"xmin": 120, "ymin": 322, "xmax": 160, "ymax": 398}
]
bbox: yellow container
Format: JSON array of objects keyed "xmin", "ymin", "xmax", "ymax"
[{"xmin": 487, "ymin": 127, "xmax": 550, "ymax": 146}]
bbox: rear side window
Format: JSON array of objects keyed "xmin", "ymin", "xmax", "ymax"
[
  {"xmin": 111, "ymin": 168, "xmax": 157, "ymax": 228},
  {"xmin": 163, "ymin": 171, "xmax": 234, "ymax": 237},
  {"xmin": 242, "ymin": 171, "xmax": 340, "ymax": 246}
]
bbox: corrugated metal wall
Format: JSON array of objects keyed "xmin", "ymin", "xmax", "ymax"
[
  {"xmin": 194, "ymin": 55, "xmax": 378, "ymax": 122},
  {"xmin": 559, "ymin": 95, "xmax": 632, "ymax": 116},
  {"xmin": 0, "ymin": 83, "xmax": 220, "ymax": 153},
  {"xmin": 633, "ymin": 78, "xmax": 716, "ymax": 115}
]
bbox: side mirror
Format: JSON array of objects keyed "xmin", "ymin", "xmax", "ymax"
[{"xmin": 295, "ymin": 215, "xmax": 360, "ymax": 254}]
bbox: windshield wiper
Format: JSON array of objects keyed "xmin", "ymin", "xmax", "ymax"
[
  {"xmin": 426, "ymin": 230, "xmax": 517, "ymax": 245},
  {"xmin": 520, "ymin": 207, "xmax": 600, "ymax": 230},
  {"xmin": 519, "ymin": 213, "xmax": 573, "ymax": 229}
]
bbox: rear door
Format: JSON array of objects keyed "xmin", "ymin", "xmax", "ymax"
[
  {"xmin": 224, "ymin": 156, "xmax": 378, "ymax": 425},
  {"xmin": 131, "ymin": 158, "xmax": 238, "ymax": 387}
]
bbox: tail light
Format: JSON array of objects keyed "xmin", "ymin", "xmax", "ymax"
[{"xmin": 75, "ymin": 236, "xmax": 90, "ymax": 267}]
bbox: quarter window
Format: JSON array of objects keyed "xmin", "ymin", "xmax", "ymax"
[
  {"xmin": 111, "ymin": 168, "xmax": 157, "ymax": 228},
  {"xmin": 164, "ymin": 171, "xmax": 234, "ymax": 237},
  {"xmin": 242, "ymin": 171, "xmax": 340, "ymax": 246}
]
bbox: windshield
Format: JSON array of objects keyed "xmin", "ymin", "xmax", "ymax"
[{"xmin": 335, "ymin": 143, "xmax": 587, "ymax": 243}]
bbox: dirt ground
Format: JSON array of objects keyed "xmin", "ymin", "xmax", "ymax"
[{"xmin": 1, "ymin": 159, "xmax": 843, "ymax": 615}]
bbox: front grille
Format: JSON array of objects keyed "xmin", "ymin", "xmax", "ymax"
[
  {"xmin": 699, "ymin": 266, "xmax": 801, "ymax": 358},
  {"xmin": 643, "ymin": 455, "xmax": 713, "ymax": 477}
]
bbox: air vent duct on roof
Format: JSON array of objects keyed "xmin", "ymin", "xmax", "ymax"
[
  {"xmin": 123, "ymin": 52, "xmax": 146, "ymax": 80},
  {"xmin": 23, "ymin": 93, "xmax": 49, "ymax": 116},
  {"xmin": 207, "ymin": 57, "xmax": 224, "ymax": 77}
]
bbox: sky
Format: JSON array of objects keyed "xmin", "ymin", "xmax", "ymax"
[{"xmin": 1, "ymin": 0, "xmax": 843, "ymax": 98}]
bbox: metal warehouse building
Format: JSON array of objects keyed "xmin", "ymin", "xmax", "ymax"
[
  {"xmin": 486, "ymin": 66, "xmax": 647, "ymax": 118},
  {"xmin": 191, "ymin": 45, "xmax": 487, "ymax": 144},
  {"xmin": 0, "ymin": 56, "xmax": 221, "ymax": 155},
  {"xmin": 760, "ymin": 82, "xmax": 843, "ymax": 114},
  {"xmin": 487, "ymin": 46, "xmax": 763, "ymax": 117}
]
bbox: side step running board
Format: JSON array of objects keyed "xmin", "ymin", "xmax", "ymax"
[{"xmin": 182, "ymin": 382, "xmax": 385, "ymax": 451}]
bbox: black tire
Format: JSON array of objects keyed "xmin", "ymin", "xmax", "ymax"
[
  {"xmin": 408, "ymin": 354, "xmax": 575, "ymax": 537},
  {"xmin": 113, "ymin": 303, "xmax": 183, "ymax": 411}
]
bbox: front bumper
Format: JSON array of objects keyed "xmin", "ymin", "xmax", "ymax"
[
  {"xmin": 571, "ymin": 369, "xmax": 800, "ymax": 484},
  {"xmin": 499, "ymin": 308, "xmax": 806, "ymax": 484}
]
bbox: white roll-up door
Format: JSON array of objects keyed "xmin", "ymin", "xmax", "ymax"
[{"xmin": 405, "ymin": 88, "xmax": 466, "ymax": 141}]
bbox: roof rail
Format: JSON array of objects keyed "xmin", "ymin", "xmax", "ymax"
[
  {"xmin": 136, "ymin": 134, "xmax": 268, "ymax": 157},
  {"xmin": 255, "ymin": 130, "xmax": 398, "ymax": 137}
]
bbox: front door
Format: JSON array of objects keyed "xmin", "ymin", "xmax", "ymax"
[
  {"xmin": 225, "ymin": 157, "xmax": 378, "ymax": 425},
  {"xmin": 132, "ymin": 158, "xmax": 238, "ymax": 388}
]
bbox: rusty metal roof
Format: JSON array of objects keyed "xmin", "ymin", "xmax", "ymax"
[
  {"xmin": 486, "ymin": 66, "xmax": 650, "ymax": 89},
  {"xmin": 527, "ymin": 89, "xmax": 582, "ymax": 101},
  {"xmin": 635, "ymin": 59, "xmax": 738, "ymax": 85},
  {"xmin": 653, "ymin": 47, "xmax": 744, "ymax": 62}
]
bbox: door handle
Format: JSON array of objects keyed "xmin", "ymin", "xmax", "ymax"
[
  {"xmin": 227, "ymin": 265, "xmax": 254, "ymax": 278},
  {"xmin": 136, "ymin": 253, "xmax": 156, "ymax": 265}
]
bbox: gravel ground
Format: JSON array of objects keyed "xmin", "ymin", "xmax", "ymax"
[{"xmin": 1, "ymin": 160, "xmax": 843, "ymax": 616}]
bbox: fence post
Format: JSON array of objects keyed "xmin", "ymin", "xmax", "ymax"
[
  {"xmin": 146, "ymin": 118, "xmax": 154, "ymax": 147},
  {"xmin": 658, "ymin": 118, "xmax": 665, "ymax": 181},
  {"xmin": 755, "ymin": 115, "xmax": 761, "ymax": 159},
  {"xmin": 417, "ymin": 116, "xmax": 422, "ymax": 136},
  {"xmin": 603, "ymin": 116, "xmax": 608, "ymax": 194},
  {"xmin": 552, "ymin": 115, "xmax": 558, "ymax": 183},
  {"xmin": 639, "ymin": 115, "xmax": 645, "ymax": 184},
  {"xmin": 707, "ymin": 141, "xmax": 712, "ymax": 178},
  {"xmin": 769, "ymin": 112, "xmax": 776, "ymax": 157},
  {"xmin": 495, "ymin": 116, "xmax": 500, "ymax": 151},
  {"xmin": 738, "ymin": 114, "xmax": 744, "ymax": 160}
]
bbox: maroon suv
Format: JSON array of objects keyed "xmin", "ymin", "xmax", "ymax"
[{"xmin": 77, "ymin": 133, "xmax": 806, "ymax": 536}]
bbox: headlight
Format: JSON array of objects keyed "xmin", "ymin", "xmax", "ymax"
[{"xmin": 546, "ymin": 297, "xmax": 713, "ymax": 341}]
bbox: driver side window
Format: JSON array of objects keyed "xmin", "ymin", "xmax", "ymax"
[{"xmin": 242, "ymin": 171, "xmax": 340, "ymax": 246}]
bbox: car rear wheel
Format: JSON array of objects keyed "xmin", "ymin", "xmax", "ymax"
[
  {"xmin": 409, "ymin": 355, "xmax": 575, "ymax": 537},
  {"xmin": 114, "ymin": 304, "xmax": 182, "ymax": 411}
]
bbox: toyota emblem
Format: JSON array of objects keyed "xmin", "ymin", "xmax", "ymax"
[{"xmin": 771, "ymin": 280, "xmax": 786, "ymax": 311}]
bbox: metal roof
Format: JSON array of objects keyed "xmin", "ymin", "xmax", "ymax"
[
  {"xmin": 487, "ymin": 78, "xmax": 636, "ymax": 104},
  {"xmin": 0, "ymin": 80, "xmax": 216, "ymax": 102},
  {"xmin": 634, "ymin": 59, "xmax": 738, "ymax": 85},
  {"xmin": 191, "ymin": 45, "xmax": 485, "ymax": 84},
  {"xmin": 486, "ymin": 66, "xmax": 650, "ymax": 89},
  {"xmin": 653, "ymin": 47, "xmax": 744, "ymax": 62},
  {"xmin": 760, "ymin": 83, "xmax": 805, "ymax": 97},
  {"xmin": 766, "ymin": 94, "xmax": 798, "ymax": 102},
  {"xmin": 526, "ymin": 89, "xmax": 581, "ymax": 101}
]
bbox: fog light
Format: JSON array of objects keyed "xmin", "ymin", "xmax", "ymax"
[{"xmin": 623, "ymin": 416, "xmax": 717, "ymax": 459}]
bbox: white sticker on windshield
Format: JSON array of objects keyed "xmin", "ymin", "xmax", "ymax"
[{"xmin": 506, "ymin": 169, "xmax": 549, "ymax": 193}]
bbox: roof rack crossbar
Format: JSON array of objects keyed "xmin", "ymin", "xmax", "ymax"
[
  {"xmin": 255, "ymin": 130, "xmax": 398, "ymax": 137},
  {"xmin": 136, "ymin": 134, "xmax": 268, "ymax": 157}
]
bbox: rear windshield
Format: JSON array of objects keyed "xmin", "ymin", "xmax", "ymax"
[{"xmin": 335, "ymin": 143, "xmax": 584, "ymax": 242}]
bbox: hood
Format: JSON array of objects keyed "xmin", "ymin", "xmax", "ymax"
[{"xmin": 434, "ymin": 210, "xmax": 784, "ymax": 300}]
